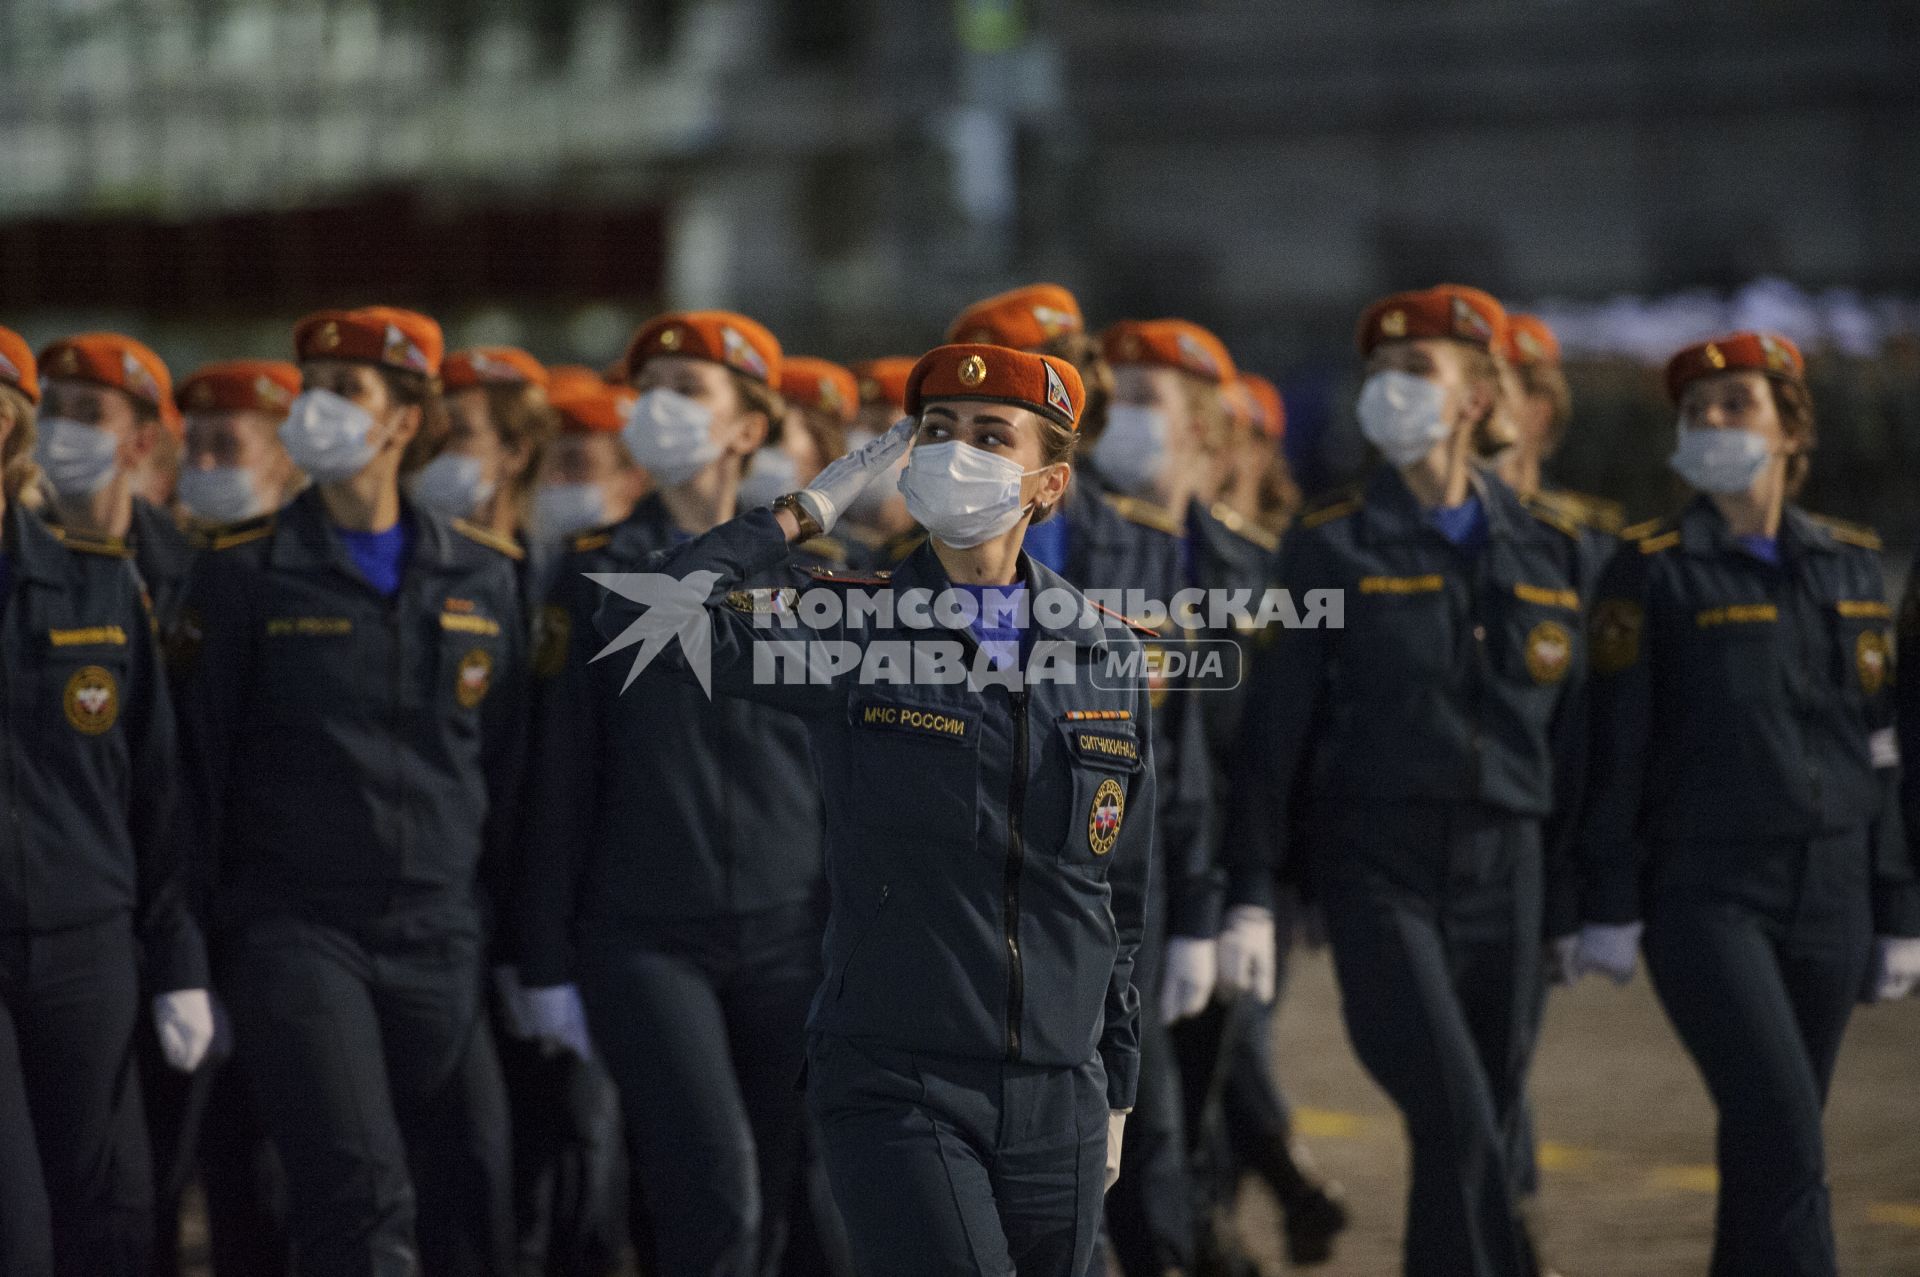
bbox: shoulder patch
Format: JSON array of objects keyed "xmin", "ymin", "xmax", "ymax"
[
  {"xmin": 1104, "ymin": 493, "xmax": 1185, "ymax": 537},
  {"xmin": 451, "ymin": 518, "xmax": 526, "ymax": 560},
  {"xmin": 1809, "ymin": 514, "xmax": 1883, "ymax": 552},
  {"xmin": 795, "ymin": 535, "xmax": 848, "ymax": 565},
  {"xmin": 50, "ymin": 527, "xmax": 132, "ymax": 558},
  {"xmin": 569, "ymin": 526, "xmax": 616, "ymax": 554},
  {"xmin": 1208, "ymin": 502, "xmax": 1279, "ymax": 553},
  {"xmin": 1638, "ymin": 530, "xmax": 1681, "ymax": 555},
  {"xmin": 1523, "ymin": 500, "xmax": 1582, "ymax": 542},
  {"xmin": 1619, "ymin": 517, "xmax": 1666, "ymax": 542},
  {"xmin": 1298, "ymin": 495, "xmax": 1362, "ymax": 531},
  {"xmin": 1088, "ymin": 599, "xmax": 1158, "ymax": 638}
]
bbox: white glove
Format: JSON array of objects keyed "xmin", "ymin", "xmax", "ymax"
[
  {"xmin": 492, "ymin": 965, "xmax": 532, "ymax": 1040},
  {"xmin": 153, "ymin": 988, "xmax": 216, "ymax": 1074},
  {"xmin": 795, "ymin": 416, "xmax": 916, "ymax": 533},
  {"xmin": 1544, "ymin": 935, "xmax": 1582, "ymax": 987},
  {"xmin": 1216, "ymin": 904, "xmax": 1278, "ymax": 1003},
  {"xmin": 1105, "ymin": 1111, "xmax": 1127, "ymax": 1192},
  {"xmin": 522, "ymin": 984, "xmax": 595, "ymax": 1060},
  {"xmin": 1159, "ymin": 937, "xmax": 1218, "ymax": 1025},
  {"xmin": 1871, "ymin": 936, "xmax": 1920, "ymax": 1002},
  {"xmin": 1573, "ymin": 921, "xmax": 1643, "ymax": 985}
]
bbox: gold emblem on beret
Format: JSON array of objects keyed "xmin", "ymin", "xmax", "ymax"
[
  {"xmin": 659, "ymin": 328, "xmax": 683, "ymax": 351},
  {"xmin": 53, "ymin": 347, "xmax": 81, "ymax": 376},
  {"xmin": 1704, "ymin": 343, "xmax": 1725, "ymax": 369},
  {"xmin": 1119, "ymin": 334, "xmax": 1143, "ymax": 360},
  {"xmin": 317, "ymin": 321, "xmax": 341, "ymax": 351},
  {"xmin": 859, "ymin": 377, "xmax": 879, "ymax": 399},
  {"xmin": 1380, "ymin": 310, "xmax": 1407, "ymax": 339},
  {"xmin": 189, "ymin": 382, "xmax": 216, "ymax": 409},
  {"xmin": 958, "ymin": 354, "xmax": 988, "ymax": 387}
]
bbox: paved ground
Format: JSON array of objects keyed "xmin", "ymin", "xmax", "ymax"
[{"xmin": 1231, "ymin": 949, "xmax": 1920, "ymax": 1275}]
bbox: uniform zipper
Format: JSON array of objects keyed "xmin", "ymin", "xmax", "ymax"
[{"xmin": 1004, "ymin": 687, "xmax": 1029, "ymax": 1060}]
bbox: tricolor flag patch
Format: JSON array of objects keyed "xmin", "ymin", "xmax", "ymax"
[
  {"xmin": 384, "ymin": 324, "xmax": 430, "ymax": 373},
  {"xmin": 722, "ymin": 327, "xmax": 769, "ymax": 379},
  {"xmin": 1044, "ymin": 362, "xmax": 1074, "ymax": 419}
]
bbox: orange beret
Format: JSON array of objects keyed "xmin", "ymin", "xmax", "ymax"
[
  {"xmin": 1100, "ymin": 319, "xmax": 1236, "ymax": 385},
  {"xmin": 1237, "ymin": 373, "xmax": 1286, "ymax": 441},
  {"xmin": 551, "ymin": 384, "xmax": 636, "ymax": 436},
  {"xmin": 1502, "ymin": 314, "xmax": 1561, "ymax": 368},
  {"xmin": 1665, "ymin": 331, "xmax": 1805, "ymax": 404},
  {"xmin": 945, "ymin": 284, "xmax": 1084, "ymax": 351},
  {"xmin": 39, "ymin": 331, "xmax": 173, "ymax": 410},
  {"xmin": 0, "ymin": 326, "xmax": 38, "ymax": 403},
  {"xmin": 547, "ymin": 365, "xmax": 608, "ymax": 399},
  {"xmin": 852, "ymin": 357, "xmax": 916, "ymax": 411},
  {"xmin": 293, "ymin": 306, "xmax": 444, "ymax": 379},
  {"xmin": 176, "ymin": 360, "xmax": 302, "ymax": 418},
  {"xmin": 443, "ymin": 347, "xmax": 549, "ymax": 392},
  {"xmin": 779, "ymin": 357, "xmax": 859, "ymax": 424},
  {"xmin": 906, "ymin": 344, "xmax": 1085, "ymax": 431},
  {"xmin": 624, "ymin": 311, "xmax": 781, "ymax": 387},
  {"xmin": 1355, "ymin": 285, "xmax": 1507, "ymax": 358}
]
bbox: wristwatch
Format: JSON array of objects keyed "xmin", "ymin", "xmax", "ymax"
[{"xmin": 770, "ymin": 491, "xmax": 823, "ymax": 543}]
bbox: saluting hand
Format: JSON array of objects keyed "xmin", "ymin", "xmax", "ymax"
[{"xmin": 794, "ymin": 416, "xmax": 917, "ymax": 535}]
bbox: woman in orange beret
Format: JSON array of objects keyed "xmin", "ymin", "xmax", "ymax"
[
  {"xmin": 174, "ymin": 359, "xmax": 305, "ymax": 528},
  {"xmin": 1574, "ymin": 332, "xmax": 1918, "ymax": 1277},
  {"xmin": 171, "ymin": 305, "xmax": 526, "ymax": 1275}
]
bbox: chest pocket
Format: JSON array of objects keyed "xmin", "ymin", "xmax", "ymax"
[
  {"xmin": 1345, "ymin": 576, "xmax": 1454, "ymax": 683},
  {"xmin": 846, "ymin": 694, "xmax": 980, "ymax": 846},
  {"xmin": 257, "ymin": 613, "xmax": 371, "ymax": 717},
  {"xmin": 42, "ymin": 627, "xmax": 134, "ymax": 741},
  {"xmin": 1053, "ymin": 719, "xmax": 1141, "ymax": 868}
]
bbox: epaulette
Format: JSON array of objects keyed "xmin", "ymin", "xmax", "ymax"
[
  {"xmin": 1297, "ymin": 490, "xmax": 1362, "ymax": 531},
  {"xmin": 568, "ymin": 524, "xmax": 618, "ymax": 554},
  {"xmin": 1578, "ymin": 493, "xmax": 1628, "ymax": 535},
  {"xmin": 49, "ymin": 526, "xmax": 132, "ymax": 558},
  {"xmin": 1638, "ymin": 530, "xmax": 1681, "ymax": 555},
  {"xmin": 1088, "ymin": 599, "xmax": 1159, "ymax": 638},
  {"xmin": 1521, "ymin": 495, "xmax": 1583, "ymax": 542},
  {"xmin": 1619, "ymin": 517, "xmax": 1667, "ymax": 542},
  {"xmin": 1809, "ymin": 514, "xmax": 1883, "ymax": 552},
  {"xmin": 795, "ymin": 535, "xmax": 848, "ymax": 565},
  {"xmin": 452, "ymin": 518, "xmax": 526, "ymax": 561},
  {"xmin": 881, "ymin": 530, "xmax": 928, "ymax": 564},
  {"xmin": 803, "ymin": 566, "xmax": 891, "ymax": 586},
  {"xmin": 1208, "ymin": 502, "xmax": 1279, "ymax": 554},
  {"xmin": 1104, "ymin": 493, "xmax": 1185, "ymax": 538}
]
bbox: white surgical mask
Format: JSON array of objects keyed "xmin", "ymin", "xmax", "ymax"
[
  {"xmin": 35, "ymin": 417, "xmax": 123, "ymax": 498},
  {"xmin": 621, "ymin": 388, "xmax": 721, "ymax": 487},
  {"xmin": 177, "ymin": 466, "xmax": 267, "ymax": 524},
  {"xmin": 1356, "ymin": 370, "xmax": 1451, "ymax": 467},
  {"xmin": 1669, "ymin": 425, "xmax": 1773, "ymax": 495},
  {"xmin": 1091, "ymin": 404, "xmax": 1170, "ymax": 496},
  {"xmin": 736, "ymin": 447, "xmax": 799, "ymax": 511},
  {"xmin": 533, "ymin": 482, "xmax": 608, "ymax": 541},
  {"xmin": 280, "ymin": 389, "xmax": 383, "ymax": 483},
  {"xmin": 898, "ymin": 441, "xmax": 1048, "ymax": 549},
  {"xmin": 408, "ymin": 453, "xmax": 494, "ymax": 520}
]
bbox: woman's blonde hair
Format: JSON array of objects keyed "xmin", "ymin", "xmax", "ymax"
[
  {"xmin": 1029, "ymin": 417, "xmax": 1081, "ymax": 524},
  {"xmin": 0, "ymin": 385, "xmax": 42, "ymax": 505}
]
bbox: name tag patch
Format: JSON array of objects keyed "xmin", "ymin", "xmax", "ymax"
[
  {"xmin": 1068, "ymin": 726, "xmax": 1141, "ymax": 769},
  {"xmin": 1513, "ymin": 583, "xmax": 1579, "ymax": 611},
  {"xmin": 1359, "ymin": 574, "xmax": 1444, "ymax": 596},
  {"xmin": 440, "ymin": 612, "xmax": 502, "ymax": 637},
  {"xmin": 267, "ymin": 616, "xmax": 353, "ymax": 637},
  {"xmin": 49, "ymin": 625, "xmax": 128, "ymax": 647},
  {"xmin": 1695, "ymin": 604, "xmax": 1777, "ymax": 628},
  {"xmin": 856, "ymin": 702, "xmax": 975, "ymax": 743}
]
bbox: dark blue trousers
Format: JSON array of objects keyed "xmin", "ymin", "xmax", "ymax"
[
  {"xmin": 580, "ymin": 902, "xmax": 821, "ymax": 1277},
  {"xmin": 1644, "ymin": 827, "xmax": 1873, "ymax": 1277},
  {"xmin": 1314, "ymin": 803, "xmax": 1539, "ymax": 1277},
  {"xmin": 807, "ymin": 1033, "xmax": 1107, "ymax": 1277}
]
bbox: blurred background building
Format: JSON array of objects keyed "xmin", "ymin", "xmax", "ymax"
[{"xmin": 2, "ymin": 0, "xmax": 1918, "ymax": 534}]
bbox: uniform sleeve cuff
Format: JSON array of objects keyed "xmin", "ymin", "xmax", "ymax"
[
  {"xmin": 1101, "ymin": 1049, "xmax": 1139, "ymax": 1112},
  {"xmin": 1873, "ymin": 879, "xmax": 1920, "ymax": 938}
]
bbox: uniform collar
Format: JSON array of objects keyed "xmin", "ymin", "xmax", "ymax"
[
  {"xmin": 267, "ymin": 485, "xmax": 466, "ymax": 579},
  {"xmin": 1676, "ymin": 496, "xmax": 1836, "ymax": 558},
  {"xmin": 7, "ymin": 504, "xmax": 73, "ymax": 584},
  {"xmin": 1359, "ymin": 461, "xmax": 1523, "ymax": 546},
  {"xmin": 890, "ymin": 536, "xmax": 1127, "ymax": 651}
]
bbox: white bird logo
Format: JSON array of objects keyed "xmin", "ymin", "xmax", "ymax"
[{"xmin": 585, "ymin": 571, "xmax": 724, "ymax": 697}]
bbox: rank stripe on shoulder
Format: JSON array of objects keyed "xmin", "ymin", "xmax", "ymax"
[
  {"xmin": 1360, "ymin": 573, "xmax": 1444, "ymax": 595},
  {"xmin": 1639, "ymin": 531, "xmax": 1681, "ymax": 555},
  {"xmin": 1208, "ymin": 502, "xmax": 1279, "ymax": 553},
  {"xmin": 795, "ymin": 535, "xmax": 848, "ymax": 563},
  {"xmin": 1809, "ymin": 515, "xmax": 1883, "ymax": 552},
  {"xmin": 1513, "ymin": 583, "xmax": 1580, "ymax": 610},
  {"xmin": 50, "ymin": 527, "xmax": 132, "ymax": 558},
  {"xmin": 440, "ymin": 612, "xmax": 502, "ymax": 636},
  {"xmin": 1836, "ymin": 600, "xmax": 1893, "ymax": 619},
  {"xmin": 569, "ymin": 527, "xmax": 615, "ymax": 553},
  {"xmin": 1104, "ymin": 493, "xmax": 1185, "ymax": 537},
  {"xmin": 451, "ymin": 518, "xmax": 525, "ymax": 560},
  {"xmin": 1524, "ymin": 502, "xmax": 1582, "ymax": 541},
  {"xmin": 1619, "ymin": 517, "xmax": 1666, "ymax": 542},
  {"xmin": 1299, "ymin": 497, "xmax": 1362, "ymax": 530}
]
